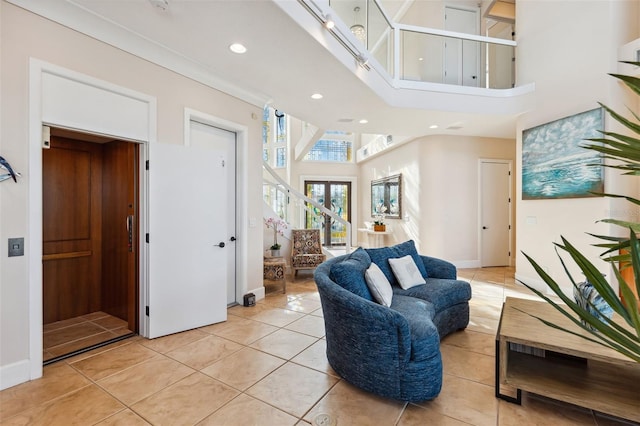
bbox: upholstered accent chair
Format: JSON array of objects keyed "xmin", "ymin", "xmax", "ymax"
[{"xmin": 291, "ymin": 229, "xmax": 326, "ymax": 277}]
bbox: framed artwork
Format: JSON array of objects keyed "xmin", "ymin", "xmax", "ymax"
[{"xmin": 522, "ymin": 108, "xmax": 604, "ymax": 200}]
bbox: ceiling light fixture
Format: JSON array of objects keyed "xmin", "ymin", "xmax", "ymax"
[
  {"xmin": 324, "ymin": 14, "xmax": 335, "ymax": 29},
  {"xmin": 229, "ymin": 43, "xmax": 247, "ymax": 54},
  {"xmin": 359, "ymin": 119, "xmax": 368, "ymax": 124},
  {"xmin": 429, "ymin": 125, "xmax": 438, "ymax": 129},
  {"xmin": 350, "ymin": 7, "xmax": 366, "ymax": 44},
  {"xmin": 311, "ymin": 93, "xmax": 323, "ymax": 100},
  {"xmin": 148, "ymin": 0, "xmax": 169, "ymax": 11}
]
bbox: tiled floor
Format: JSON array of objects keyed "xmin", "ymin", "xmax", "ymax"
[
  {"xmin": 43, "ymin": 312, "xmax": 133, "ymax": 363},
  {"xmin": 2, "ymin": 267, "xmax": 637, "ymax": 425}
]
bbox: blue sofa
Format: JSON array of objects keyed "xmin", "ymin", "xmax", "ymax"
[{"xmin": 314, "ymin": 241, "xmax": 471, "ymax": 402}]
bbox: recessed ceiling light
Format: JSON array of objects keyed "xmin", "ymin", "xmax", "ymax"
[
  {"xmin": 229, "ymin": 43, "xmax": 247, "ymax": 54},
  {"xmin": 429, "ymin": 124, "xmax": 438, "ymax": 129},
  {"xmin": 338, "ymin": 118, "xmax": 354, "ymax": 123},
  {"xmin": 418, "ymin": 57, "xmax": 424, "ymax": 61},
  {"xmin": 359, "ymin": 119, "xmax": 368, "ymax": 124},
  {"xmin": 311, "ymin": 93, "xmax": 323, "ymax": 100}
]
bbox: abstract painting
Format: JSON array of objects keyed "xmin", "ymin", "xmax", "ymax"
[{"xmin": 522, "ymin": 108, "xmax": 604, "ymax": 200}]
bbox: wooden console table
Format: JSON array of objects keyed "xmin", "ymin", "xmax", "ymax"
[{"xmin": 496, "ymin": 297, "xmax": 640, "ymax": 422}]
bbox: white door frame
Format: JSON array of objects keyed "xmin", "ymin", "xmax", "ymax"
[
  {"xmin": 27, "ymin": 59, "xmax": 248, "ymax": 382},
  {"xmin": 477, "ymin": 159, "xmax": 512, "ymax": 267}
]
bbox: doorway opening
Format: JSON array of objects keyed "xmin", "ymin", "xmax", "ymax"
[
  {"xmin": 42, "ymin": 127, "xmax": 139, "ymax": 364},
  {"xmin": 304, "ymin": 180, "xmax": 351, "ymax": 247}
]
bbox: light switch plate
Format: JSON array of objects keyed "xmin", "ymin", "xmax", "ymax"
[{"xmin": 8, "ymin": 237, "xmax": 24, "ymax": 257}]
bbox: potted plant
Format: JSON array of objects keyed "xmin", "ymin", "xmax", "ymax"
[
  {"xmin": 264, "ymin": 217, "xmax": 287, "ymax": 257},
  {"xmin": 373, "ymin": 204, "xmax": 387, "ymax": 232},
  {"xmin": 522, "ymin": 63, "xmax": 640, "ymax": 363}
]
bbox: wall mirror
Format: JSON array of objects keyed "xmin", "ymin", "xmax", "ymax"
[{"xmin": 371, "ymin": 174, "xmax": 402, "ymax": 219}]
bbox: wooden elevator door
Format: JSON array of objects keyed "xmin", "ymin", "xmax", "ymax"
[{"xmin": 43, "ymin": 135, "xmax": 138, "ymax": 331}]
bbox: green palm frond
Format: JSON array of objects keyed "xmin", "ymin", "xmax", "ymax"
[{"xmin": 522, "ymin": 64, "xmax": 640, "ymax": 363}]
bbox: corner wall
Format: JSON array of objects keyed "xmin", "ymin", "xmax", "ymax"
[
  {"xmin": 0, "ymin": 2, "xmax": 263, "ymax": 388},
  {"xmin": 359, "ymin": 135, "xmax": 516, "ymax": 266},
  {"xmin": 515, "ymin": 0, "xmax": 639, "ymax": 293}
]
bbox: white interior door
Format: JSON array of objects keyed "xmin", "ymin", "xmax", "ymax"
[
  {"xmin": 147, "ymin": 141, "xmax": 228, "ymax": 338},
  {"xmin": 480, "ymin": 161, "xmax": 511, "ymax": 267},
  {"xmin": 189, "ymin": 121, "xmax": 237, "ymax": 305},
  {"xmin": 444, "ymin": 6, "xmax": 479, "ymax": 87}
]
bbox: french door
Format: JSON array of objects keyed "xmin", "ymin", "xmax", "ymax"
[{"xmin": 304, "ymin": 180, "xmax": 351, "ymax": 247}]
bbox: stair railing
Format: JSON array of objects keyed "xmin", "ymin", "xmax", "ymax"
[{"xmin": 263, "ymin": 161, "xmax": 352, "ymax": 254}]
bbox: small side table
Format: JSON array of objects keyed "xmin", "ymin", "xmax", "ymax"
[{"xmin": 263, "ymin": 256, "xmax": 286, "ymax": 294}]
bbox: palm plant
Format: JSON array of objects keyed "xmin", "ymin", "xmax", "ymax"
[{"xmin": 522, "ymin": 62, "xmax": 640, "ymax": 363}]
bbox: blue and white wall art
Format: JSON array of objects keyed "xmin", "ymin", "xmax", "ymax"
[{"xmin": 522, "ymin": 108, "xmax": 604, "ymax": 200}]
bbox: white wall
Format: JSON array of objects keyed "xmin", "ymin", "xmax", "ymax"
[
  {"xmin": 359, "ymin": 135, "xmax": 516, "ymax": 265},
  {"xmin": 515, "ymin": 0, "xmax": 639, "ymax": 293},
  {"xmin": 0, "ymin": 2, "xmax": 263, "ymax": 387}
]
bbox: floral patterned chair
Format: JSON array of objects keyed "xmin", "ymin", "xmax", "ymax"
[{"xmin": 291, "ymin": 229, "xmax": 326, "ymax": 277}]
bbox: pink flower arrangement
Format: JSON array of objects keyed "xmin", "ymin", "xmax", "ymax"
[{"xmin": 264, "ymin": 217, "xmax": 287, "ymax": 250}]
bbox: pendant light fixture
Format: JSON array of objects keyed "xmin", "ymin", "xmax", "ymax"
[{"xmin": 350, "ymin": 6, "xmax": 366, "ymax": 45}]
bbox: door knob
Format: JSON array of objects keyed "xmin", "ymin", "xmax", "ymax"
[
  {"xmin": 217, "ymin": 242, "xmax": 226, "ymax": 248},
  {"xmin": 230, "ymin": 236, "xmax": 236, "ymax": 242},
  {"xmin": 482, "ymin": 226, "xmax": 488, "ymax": 229}
]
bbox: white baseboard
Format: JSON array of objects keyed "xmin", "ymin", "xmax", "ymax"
[
  {"xmin": 514, "ymin": 273, "xmax": 552, "ymax": 294},
  {"xmin": 453, "ymin": 260, "xmax": 481, "ymax": 269},
  {"xmin": 0, "ymin": 359, "xmax": 32, "ymax": 390},
  {"xmin": 248, "ymin": 285, "xmax": 266, "ymax": 302}
]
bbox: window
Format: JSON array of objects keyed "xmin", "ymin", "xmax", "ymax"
[
  {"xmin": 262, "ymin": 106, "xmax": 287, "ymax": 168},
  {"xmin": 304, "ymin": 131, "xmax": 353, "ymax": 162}
]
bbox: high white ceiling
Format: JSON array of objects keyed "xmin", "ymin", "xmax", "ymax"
[{"xmin": 10, "ymin": 0, "xmax": 531, "ymax": 139}]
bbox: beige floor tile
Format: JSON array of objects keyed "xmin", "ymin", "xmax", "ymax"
[
  {"xmin": 70, "ymin": 343, "xmax": 157, "ymax": 381},
  {"xmin": 469, "ymin": 299, "xmax": 504, "ymax": 320},
  {"xmin": 227, "ymin": 302, "xmax": 278, "ymax": 319},
  {"xmin": 247, "ymin": 363, "xmax": 338, "ymax": 418},
  {"xmin": 309, "ymin": 306, "xmax": 324, "ymax": 318},
  {"xmin": 131, "ymin": 372, "xmax": 238, "ymax": 426},
  {"xmin": 466, "ymin": 314, "xmax": 500, "ymax": 335},
  {"xmin": 440, "ymin": 345, "xmax": 495, "ymax": 386},
  {"xmin": 3, "ymin": 385, "xmax": 124, "ymax": 426},
  {"xmin": 198, "ymin": 313, "xmax": 251, "ymax": 334},
  {"xmin": 398, "ymin": 403, "xmax": 470, "ymax": 426},
  {"xmin": 138, "ymin": 328, "xmax": 209, "ymax": 353},
  {"xmin": 280, "ymin": 298, "xmax": 323, "ymax": 314},
  {"xmin": 470, "ymin": 282, "xmax": 506, "ymax": 299},
  {"xmin": 206, "ymin": 317, "xmax": 278, "ymax": 345},
  {"xmin": 441, "ymin": 329, "xmax": 496, "ymax": 357},
  {"xmin": 98, "ymin": 355, "xmax": 195, "ymax": 405},
  {"xmin": 95, "ymin": 409, "xmax": 151, "ymax": 425},
  {"xmin": 200, "ymin": 347, "xmax": 284, "ymax": 391},
  {"xmin": 249, "ymin": 307, "xmax": 306, "ymax": 327},
  {"xmin": 284, "ymin": 315, "xmax": 326, "ymax": 338},
  {"xmin": 166, "ymin": 335, "xmax": 243, "ymax": 370},
  {"xmin": 197, "ymin": 393, "xmax": 298, "ymax": 426},
  {"xmin": 250, "ymin": 329, "xmax": 318, "ymax": 360},
  {"xmin": 44, "ymin": 322, "xmax": 107, "ymax": 348},
  {"xmin": 0, "ymin": 363, "xmax": 91, "ymax": 419},
  {"xmin": 290, "ymin": 339, "xmax": 337, "ymax": 377},
  {"xmin": 304, "ymin": 380, "xmax": 405, "ymax": 426},
  {"xmin": 498, "ymin": 394, "xmax": 596, "ymax": 426},
  {"xmin": 63, "ymin": 336, "xmax": 143, "ymax": 364},
  {"xmin": 414, "ymin": 374, "xmax": 497, "ymax": 426}
]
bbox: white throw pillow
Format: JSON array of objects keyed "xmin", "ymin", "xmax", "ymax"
[
  {"xmin": 388, "ymin": 255, "xmax": 427, "ymax": 290},
  {"xmin": 364, "ymin": 263, "xmax": 393, "ymax": 307}
]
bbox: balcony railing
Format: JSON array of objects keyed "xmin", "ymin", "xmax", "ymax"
[{"xmin": 324, "ymin": 0, "xmax": 516, "ymax": 90}]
